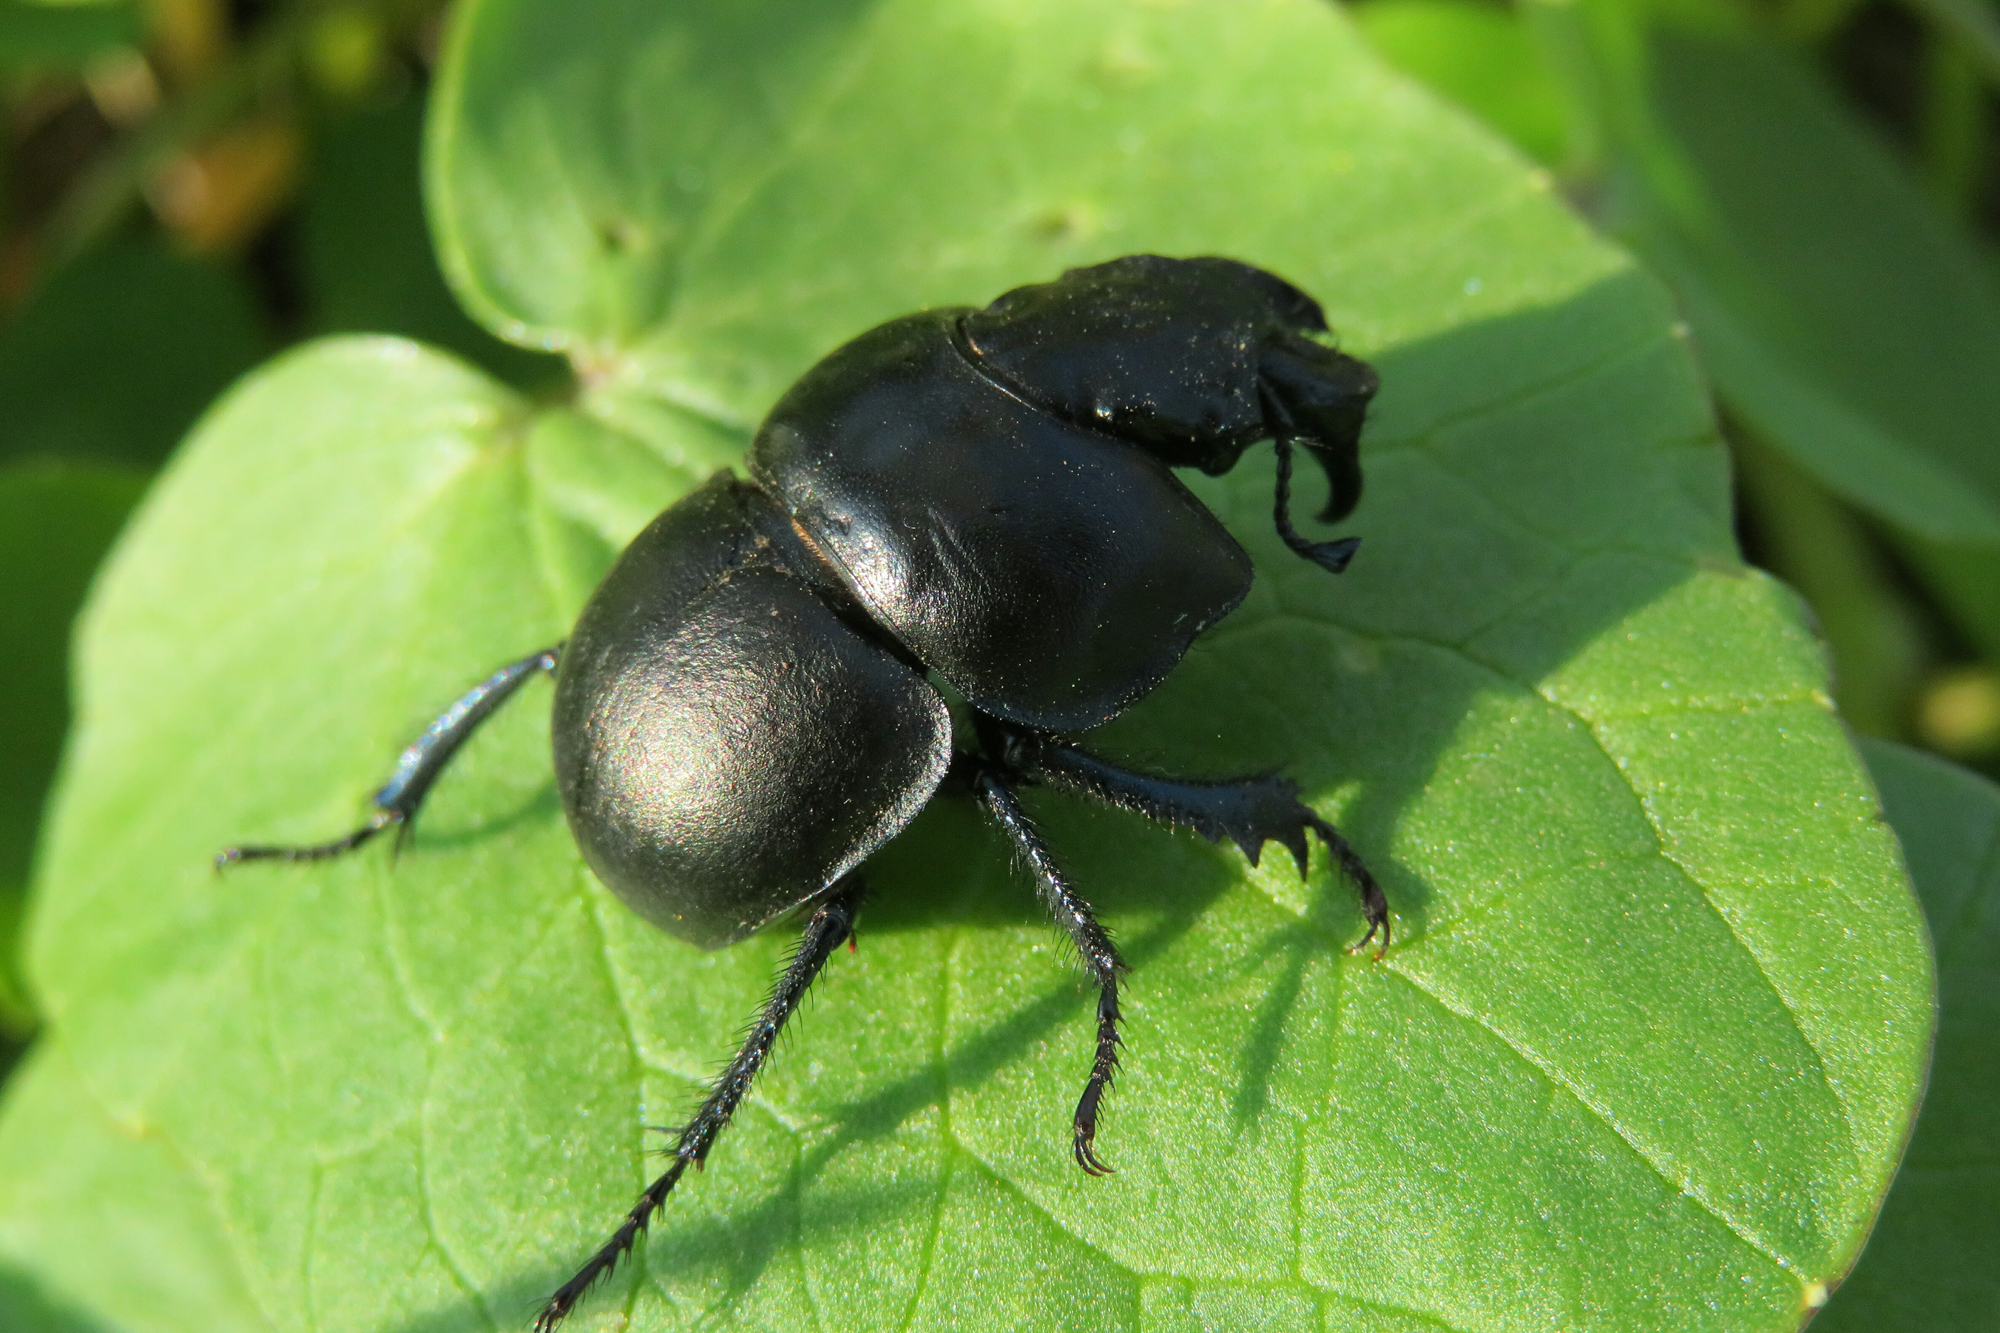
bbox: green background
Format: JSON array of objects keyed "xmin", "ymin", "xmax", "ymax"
[{"xmin": 0, "ymin": 0, "xmax": 1984, "ymax": 1328}]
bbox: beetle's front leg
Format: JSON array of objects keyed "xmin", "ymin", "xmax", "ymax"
[{"xmin": 992, "ymin": 724, "xmax": 1389, "ymax": 952}]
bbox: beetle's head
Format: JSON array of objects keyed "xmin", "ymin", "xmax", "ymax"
[
  {"xmin": 962, "ymin": 256, "xmax": 1312, "ymax": 466},
  {"xmin": 1256, "ymin": 330, "xmax": 1378, "ymax": 524},
  {"xmin": 961, "ymin": 254, "xmax": 1378, "ymax": 539}
]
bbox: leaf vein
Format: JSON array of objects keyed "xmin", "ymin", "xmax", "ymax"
[
  {"xmin": 1365, "ymin": 324, "xmax": 1681, "ymax": 451},
  {"xmin": 67, "ymin": 1046, "xmax": 286, "ymax": 1333},
  {"xmin": 1406, "ymin": 845, "xmax": 1661, "ymax": 947},
  {"xmin": 1380, "ymin": 964, "xmax": 1802, "ymax": 1277},
  {"xmin": 1317, "ymin": 1286, "xmax": 1478, "ymax": 1333},
  {"xmin": 895, "ymin": 927, "xmax": 958, "ymax": 1333},
  {"xmin": 955, "ymin": 1152, "xmax": 1142, "ymax": 1280},
  {"xmin": 1558, "ymin": 700, "xmax": 1861, "ymax": 1228}
]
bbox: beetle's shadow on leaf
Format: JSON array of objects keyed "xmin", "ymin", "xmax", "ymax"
[
  {"xmin": 834, "ymin": 273, "xmax": 1702, "ymax": 1149},
  {"xmin": 1227, "ymin": 869, "xmax": 1366, "ymax": 1133},
  {"xmin": 403, "ymin": 780, "xmax": 563, "ymax": 854},
  {"xmin": 425, "ymin": 909, "xmax": 1205, "ymax": 1329}
]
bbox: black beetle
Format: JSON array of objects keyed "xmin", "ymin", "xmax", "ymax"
[{"xmin": 219, "ymin": 254, "xmax": 1388, "ymax": 1330}]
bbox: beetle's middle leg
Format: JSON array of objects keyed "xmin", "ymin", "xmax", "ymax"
[
  {"xmin": 969, "ymin": 765, "xmax": 1126, "ymax": 1176},
  {"xmin": 986, "ymin": 721, "xmax": 1388, "ymax": 952}
]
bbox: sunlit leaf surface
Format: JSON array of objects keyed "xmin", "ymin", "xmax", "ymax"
[{"xmin": 0, "ymin": 2, "xmax": 1929, "ymax": 1330}]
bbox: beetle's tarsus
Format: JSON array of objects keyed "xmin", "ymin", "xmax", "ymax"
[
  {"xmin": 1074, "ymin": 1130, "xmax": 1114, "ymax": 1177},
  {"xmin": 1303, "ymin": 812, "xmax": 1390, "ymax": 952},
  {"xmin": 533, "ymin": 1159, "xmax": 686, "ymax": 1333},
  {"xmin": 1294, "ymin": 532, "xmax": 1362, "ymax": 575},
  {"xmin": 1072, "ymin": 984, "xmax": 1122, "ymax": 1177},
  {"xmin": 214, "ymin": 809, "xmax": 403, "ymax": 869},
  {"xmin": 973, "ymin": 769, "xmax": 1132, "ymax": 1181}
]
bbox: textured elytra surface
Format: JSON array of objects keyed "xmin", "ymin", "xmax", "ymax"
[{"xmin": 0, "ymin": 2, "xmax": 1930, "ymax": 1332}]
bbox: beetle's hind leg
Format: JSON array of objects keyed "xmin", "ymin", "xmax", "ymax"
[
  {"xmin": 534, "ymin": 878, "xmax": 866, "ymax": 1332},
  {"xmin": 215, "ymin": 645, "xmax": 561, "ymax": 868},
  {"xmin": 969, "ymin": 766, "xmax": 1126, "ymax": 1175},
  {"xmin": 993, "ymin": 725, "xmax": 1389, "ymax": 952}
]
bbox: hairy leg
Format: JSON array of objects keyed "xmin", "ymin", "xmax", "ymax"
[
  {"xmin": 534, "ymin": 877, "xmax": 866, "ymax": 1331},
  {"xmin": 970, "ymin": 766, "xmax": 1126, "ymax": 1175}
]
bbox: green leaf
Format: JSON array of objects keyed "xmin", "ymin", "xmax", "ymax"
[
  {"xmin": 0, "ymin": 239, "xmax": 265, "ymax": 471},
  {"xmin": 299, "ymin": 93, "xmax": 569, "ymax": 392},
  {"xmin": 1350, "ymin": 0, "xmax": 1575, "ymax": 169},
  {"xmin": 1815, "ymin": 741, "xmax": 2000, "ymax": 1331},
  {"xmin": 1540, "ymin": 10, "xmax": 2000, "ymax": 547},
  {"xmin": 0, "ymin": 3, "xmax": 1931, "ymax": 1331},
  {"xmin": 0, "ymin": 459, "xmax": 149, "ymax": 1039}
]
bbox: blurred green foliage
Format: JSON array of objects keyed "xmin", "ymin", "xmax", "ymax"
[
  {"xmin": 0, "ymin": 239, "xmax": 264, "ymax": 468},
  {"xmin": 0, "ymin": 459, "xmax": 146, "ymax": 1036},
  {"xmin": 1830, "ymin": 740, "xmax": 2000, "ymax": 1331},
  {"xmin": 0, "ymin": 1, "xmax": 136, "ymax": 75},
  {"xmin": 1354, "ymin": 0, "xmax": 2000, "ymax": 768},
  {"xmin": 0, "ymin": 0, "xmax": 1993, "ymax": 1325},
  {"xmin": 0, "ymin": 0, "xmax": 561, "ymax": 1062}
]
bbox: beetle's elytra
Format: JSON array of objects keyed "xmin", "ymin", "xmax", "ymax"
[{"xmin": 219, "ymin": 254, "xmax": 1388, "ymax": 1330}]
